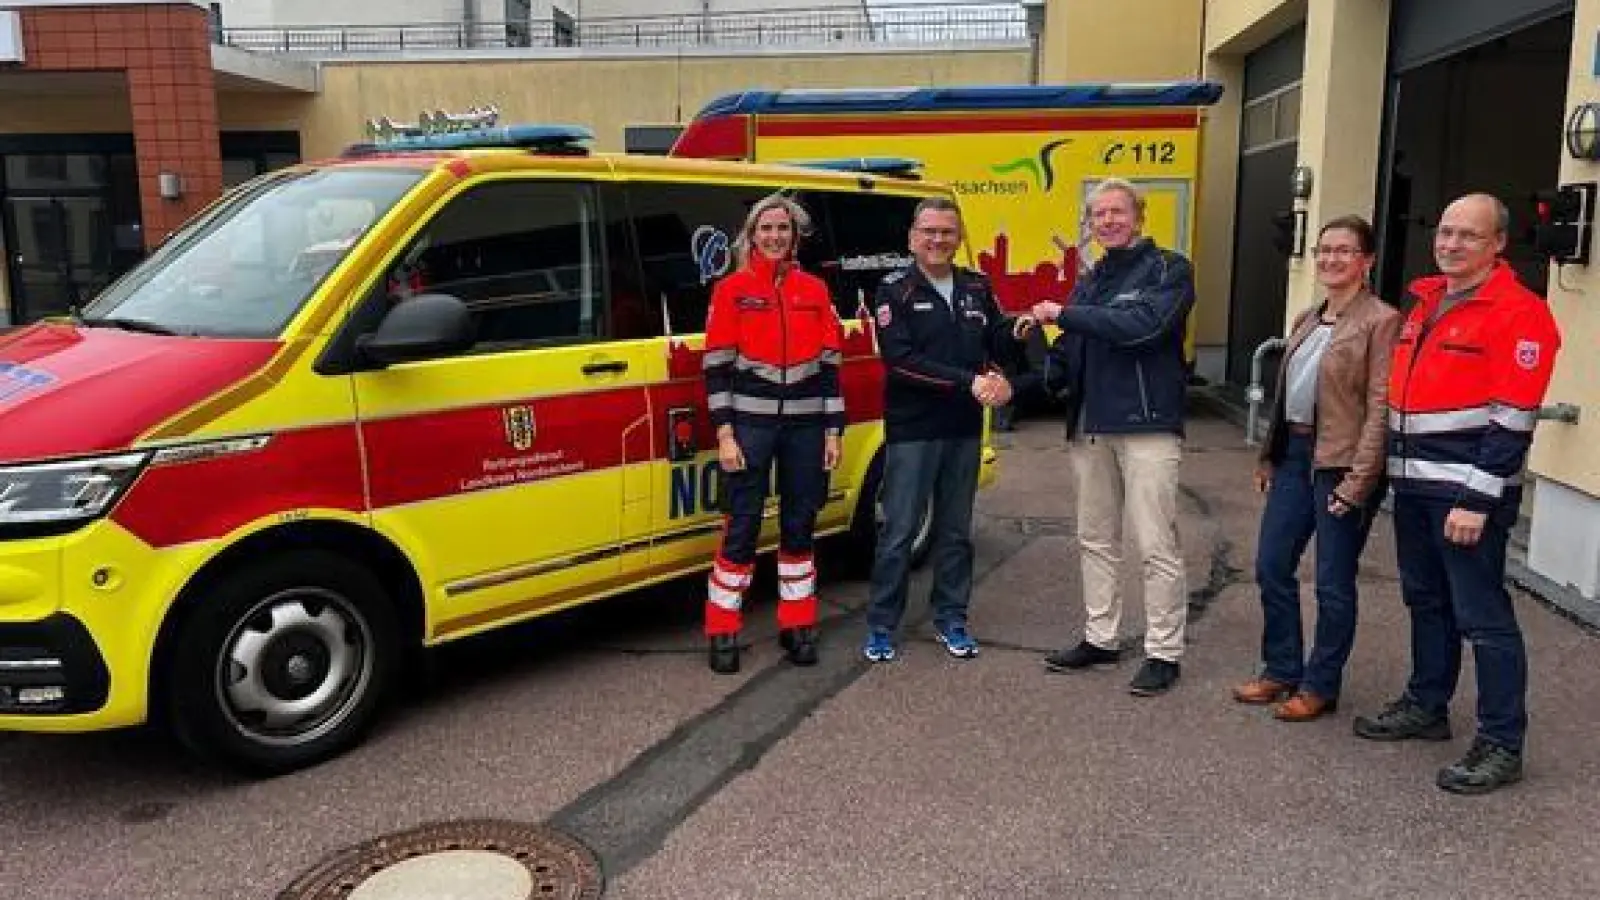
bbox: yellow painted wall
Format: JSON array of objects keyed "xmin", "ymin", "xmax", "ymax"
[
  {"xmin": 296, "ymin": 49, "xmax": 1034, "ymax": 159},
  {"xmin": 1040, "ymin": 0, "xmax": 1203, "ymax": 82},
  {"xmin": 1204, "ymin": 0, "xmax": 1306, "ymax": 55},
  {"xmin": 1192, "ymin": 54, "xmax": 1243, "ymax": 351},
  {"xmin": 1528, "ymin": 0, "xmax": 1600, "ymax": 495},
  {"xmin": 0, "ymin": 93, "xmax": 132, "ymax": 134},
  {"xmin": 217, "ymin": 92, "xmax": 318, "ymax": 132},
  {"xmin": 1281, "ymin": 0, "xmax": 1389, "ymax": 323}
]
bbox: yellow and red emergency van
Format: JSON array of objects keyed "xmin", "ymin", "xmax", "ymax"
[
  {"xmin": 671, "ymin": 81, "xmax": 1224, "ymax": 366},
  {"xmin": 0, "ymin": 125, "xmax": 987, "ymax": 774}
]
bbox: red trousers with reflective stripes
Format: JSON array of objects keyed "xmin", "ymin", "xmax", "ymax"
[{"xmin": 704, "ymin": 551, "xmax": 818, "ymax": 636}]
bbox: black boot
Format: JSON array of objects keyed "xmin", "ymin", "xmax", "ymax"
[
  {"xmin": 778, "ymin": 627, "xmax": 818, "ymax": 667},
  {"xmin": 708, "ymin": 634, "xmax": 740, "ymax": 674}
]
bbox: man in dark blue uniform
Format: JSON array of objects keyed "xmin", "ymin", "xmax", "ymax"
[{"xmin": 863, "ymin": 196, "xmax": 1032, "ymax": 662}]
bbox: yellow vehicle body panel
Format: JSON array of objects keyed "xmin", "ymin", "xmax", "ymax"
[{"xmin": 0, "ymin": 146, "xmax": 993, "ymax": 737}]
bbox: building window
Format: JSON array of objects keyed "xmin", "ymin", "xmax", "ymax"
[
  {"xmin": 552, "ymin": 7, "xmax": 576, "ymax": 47},
  {"xmin": 1241, "ymin": 83, "xmax": 1302, "ymax": 155},
  {"xmin": 506, "ymin": 0, "xmax": 533, "ymax": 47}
]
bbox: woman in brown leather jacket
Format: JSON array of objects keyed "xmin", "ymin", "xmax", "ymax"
[{"xmin": 1233, "ymin": 215, "xmax": 1402, "ymax": 721}]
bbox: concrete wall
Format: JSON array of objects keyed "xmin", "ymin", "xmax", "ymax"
[
  {"xmin": 1040, "ymin": 0, "xmax": 1202, "ymax": 82},
  {"xmin": 295, "ymin": 45, "xmax": 1033, "ymax": 158},
  {"xmin": 579, "ymin": 1, "xmax": 868, "ymax": 17},
  {"xmin": 217, "ymin": 0, "xmax": 867, "ymax": 29},
  {"xmin": 217, "ymin": 1, "xmax": 507, "ymax": 29}
]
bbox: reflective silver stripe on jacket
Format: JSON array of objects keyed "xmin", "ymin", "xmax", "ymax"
[
  {"xmin": 730, "ymin": 396, "xmax": 845, "ymax": 415},
  {"xmin": 1386, "ymin": 458, "xmax": 1521, "ymax": 494},
  {"xmin": 1389, "ymin": 404, "xmax": 1537, "ymax": 435},
  {"xmin": 1388, "ymin": 407, "xmax": 1490, "ymax": 434},
  {"xmin": 703, "ymin": 348, "xmax": 737, "ymax": 367},
  {"xmin": 734, "ymin": 356, "xmax": 825, "ymax": 384},
  {"xmin": 1489, "ymin": 403, "xmax": 1539, "ymax": 433},
  {"xmin": 707, "ymin": 391, "xmax": 734, "ymax": 411}
]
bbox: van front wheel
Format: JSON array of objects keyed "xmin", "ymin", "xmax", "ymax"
[
  {"xmin": 848, "ymin": 451, "xmax": 933, "ymax": 573},
  {"xmin": 166, "ymin": 551, "xmax": 398, "ymax": 776}
]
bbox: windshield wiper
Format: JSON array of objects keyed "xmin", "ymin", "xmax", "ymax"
[{"xmin": 78, "ymin": 316, "xmax": 183, "ymax": 336}]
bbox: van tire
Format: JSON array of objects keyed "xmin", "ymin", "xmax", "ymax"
[
  {"xmin": 847, "ymin": 450, "xmax": 933, "ymax": 574},
  {"xmin": 166, "ymin": 551, "xmax": 398, "ymax": 776}
]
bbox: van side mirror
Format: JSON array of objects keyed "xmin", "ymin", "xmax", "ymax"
[{"xmin": 355, "ymin": 293, "xmax": 475, "ymax": 367}]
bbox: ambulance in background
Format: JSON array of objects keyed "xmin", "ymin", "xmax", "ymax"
[{"xmin": 670, "ymin": 81, "xmax": 1224, "ymax": 374}]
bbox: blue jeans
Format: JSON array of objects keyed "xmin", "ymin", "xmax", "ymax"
[
  {"xmin": 867, "ymin": 437, "xmax": 981, "ymax": 634},
  {"xmin": 1255, "ymin": 433, "xmax": 1380, "ymax": 699},
  {"xmin": 1394, "ymin": 494, "xmax": 1527, "ymax": 752}
]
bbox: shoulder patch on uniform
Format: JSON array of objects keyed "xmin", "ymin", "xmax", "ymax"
[
  {"xmin": 881, "ymin": 269, "xmax": 907, "ymax": 285},
  {"xmin": 876, "ymin": 304, "xmax": 893, "ymax": 328},
  {"xmin": 1516, "ymin": 339, "xmax": 1542, "ymax": 370}
]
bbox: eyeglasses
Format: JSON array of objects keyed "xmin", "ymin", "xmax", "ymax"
[
  {"xmin": 1434, "ymin": 226, "xmax": 1493, "ymax": 244},
  {"xmin": 1312, "ymin": 246, "xmax": 1365, "ymax": 260}
]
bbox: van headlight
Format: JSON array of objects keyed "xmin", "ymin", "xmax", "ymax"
[{"xmin": 0, "ymin": 453, "xmax": 149, "ymax": 526}]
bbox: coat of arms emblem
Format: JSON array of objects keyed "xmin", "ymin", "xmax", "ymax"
[{"xmin": 503, "ymin": 405, "xmax": 536, "ymax": 451}]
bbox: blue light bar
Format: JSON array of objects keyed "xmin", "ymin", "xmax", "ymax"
[
  {"xmin": 778, "ymin": 157, "xmax": 924, "ymax": 178},
  {"xmin": 342, "ymin": 124, "xmax": 594, "ymax": 156},
  {"xmin": 693, "ymin": 81, "xmax": 1226, "ymax": 119}
]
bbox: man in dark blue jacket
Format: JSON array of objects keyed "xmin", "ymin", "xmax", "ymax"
[
  {"xmin": 863, "ymin": 196, "xmax": 1030, "ymax": 663},
  {"xmin": 1029, "ymin": 177, "xmax": 1196, "ymax": 697}
]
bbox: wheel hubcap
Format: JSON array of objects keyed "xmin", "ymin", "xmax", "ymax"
[{"xmin": 218, "ymin": 588, "xmax": 373, "ymax": 747}]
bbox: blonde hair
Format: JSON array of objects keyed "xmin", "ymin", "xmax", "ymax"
[
  {"xmin": 1086, "ymin": 177, "xmax": 1147, "ymax": 220},
  {"xmin": 734, "ymin": 193, "xmax": 814, "ymax": 269}
]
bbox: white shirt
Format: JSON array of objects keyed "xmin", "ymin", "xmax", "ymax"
[{"xmin": 1284, "ymin": 322, "xmax": 1334, "ymax": 426}]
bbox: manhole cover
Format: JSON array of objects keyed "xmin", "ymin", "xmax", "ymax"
[{"xmin": 279, "ymin": 820, "xmax": 603, "ymax": 900}]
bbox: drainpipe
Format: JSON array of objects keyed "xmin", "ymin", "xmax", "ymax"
[{"xmin": 1245, "ymin": 337, "xmax": 1286, "ymax": 446}]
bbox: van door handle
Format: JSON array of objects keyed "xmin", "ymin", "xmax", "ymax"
[{"xmin": 582, "ymin": 360, "xmax": 629, "ymax": 375}]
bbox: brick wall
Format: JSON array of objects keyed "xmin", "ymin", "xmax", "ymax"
[{"xmin": 16, "ymin": 3, "xmax": 222, "ymax": 249}]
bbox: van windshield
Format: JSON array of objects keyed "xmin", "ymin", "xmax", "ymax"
[{"xmin": 81, "ymin": 167, "xmax": 425, "ymax": 339}]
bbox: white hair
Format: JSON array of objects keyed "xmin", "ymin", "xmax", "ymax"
[{"xmin": 1087, "ymin": 177, "xmax": 1147, "ymax": 220}]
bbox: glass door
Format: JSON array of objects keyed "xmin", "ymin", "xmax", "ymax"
[{"xmin": 1, "ymin": 148, "xmax": 142, "ymax": 323}]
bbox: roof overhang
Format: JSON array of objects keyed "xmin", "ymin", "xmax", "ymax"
[{"xmin": 211, "ymin": 44, "xmax": 319, "ymax": 93}]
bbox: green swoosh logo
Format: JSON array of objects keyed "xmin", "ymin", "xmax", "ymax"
[{"xmin": 990, "ymin": 157, "xmax": 1042, "ymax": 187}]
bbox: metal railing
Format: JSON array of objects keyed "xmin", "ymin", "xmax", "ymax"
[{"xmin": 217, "ymin": 3, "xmax": 1031, "ymax": 55}]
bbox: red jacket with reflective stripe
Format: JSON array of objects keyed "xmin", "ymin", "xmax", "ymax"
[
  {"xmin": 1387, "ymin": 261, "xmax": 1561, "ymax": 511},
  {"xmin": 703, "ymin": 255, "xmax": 845, "ymax": 432}
]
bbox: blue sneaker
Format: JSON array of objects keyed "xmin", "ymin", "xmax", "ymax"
[
  {"xmin": 863, "ymin": 630, "xmax": 897, "ymax": 663},
  {"xmin": 935, "ymin": 623, "xmax": 979, "ymax": 659}
]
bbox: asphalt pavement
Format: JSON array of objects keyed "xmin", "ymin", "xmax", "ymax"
[{"xmin": 2, "ymin": 411, "xmax": 1597, "ymax": 899}]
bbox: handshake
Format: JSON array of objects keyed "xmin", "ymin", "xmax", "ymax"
[
  {"xmin": 971, "ymin": 370, "xmax": 1013, "ymax": 408},
  {"xmin": 1029, "ymin": 301, "xmax": 1064, "ymax": 324}
]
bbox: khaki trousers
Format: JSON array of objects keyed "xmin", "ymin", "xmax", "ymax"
[{"xmin": 1069, "ymin": 433, "xmax": 1187, "ymax": 662}]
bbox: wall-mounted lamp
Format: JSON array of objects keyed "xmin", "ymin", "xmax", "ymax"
[
  {"xmin": 1565, "ymin": 102, "xmax": 1600, "ymax": 161},
  {"xmin": 1291, "ymin": 165, "xmax": 1315, "ymax": 200},
  {"xmin": 157, "ymin": 171, "xmax": 184, "ymax": 201}
]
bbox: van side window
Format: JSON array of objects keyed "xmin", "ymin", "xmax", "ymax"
[
  {"xmin": 392, "ymin": 180, "xmax": 604, "ymax": 352},
  {"xmin": 626, "ymin": 182, "xmax": 786, "ymax": 335},
  {"xmin": 816, "ymin": 191, "xmax": 920, "ymax": 316}
]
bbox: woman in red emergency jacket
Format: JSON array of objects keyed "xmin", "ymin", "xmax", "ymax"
[{"xmin": 702, "ymin": 194, "xmax": 845, "ymax": 674}]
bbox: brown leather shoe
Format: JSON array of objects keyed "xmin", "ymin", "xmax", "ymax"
[
  {"xmin": 1274, "ymin": 692, "xmax": 1338, "ymax": 722},
  {"xmin": 1232, "ymin": 677, "xmax": 1293, "ymax": 705}
]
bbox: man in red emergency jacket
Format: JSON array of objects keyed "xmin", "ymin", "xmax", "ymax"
[{"xmin": 1353, "ymin": 193, "xmax": 1561, "ymax": 795}]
